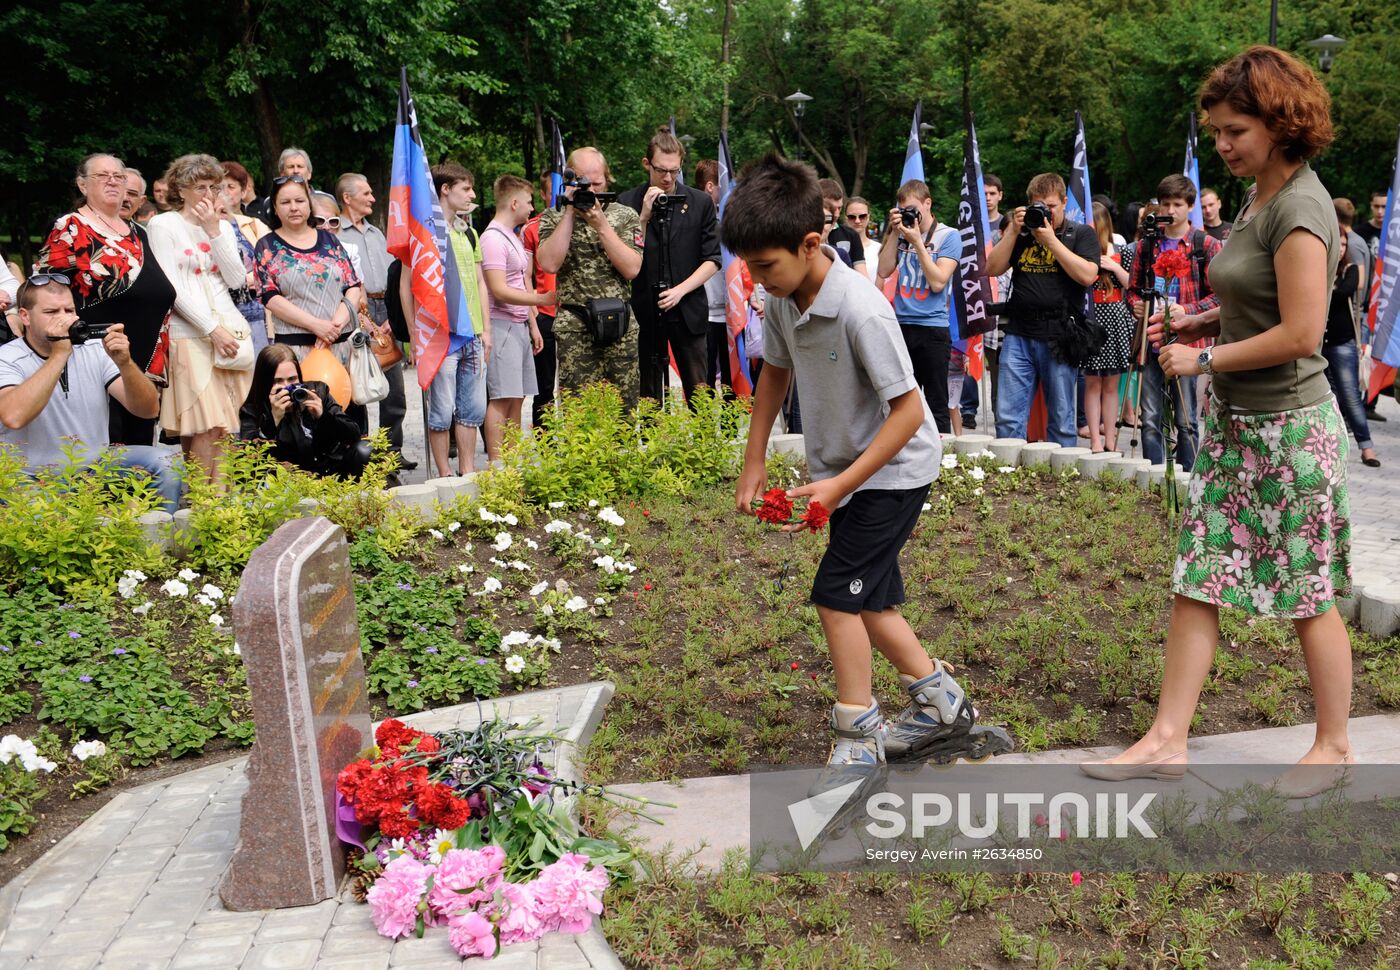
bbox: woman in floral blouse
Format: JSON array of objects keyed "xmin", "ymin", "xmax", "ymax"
[
  {"xmin": 36, "ymin": 152, "xmax": 176, "ymax": 445},
  {"xmin": 252, "ymin": 176, "xmax": 366, "ymax": 431}
]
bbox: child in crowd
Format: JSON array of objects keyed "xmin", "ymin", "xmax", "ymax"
[
  {"xmin": 725, "ymin": 153, "xmax": 1012, "ymax": 785},
  {"xmin": 480, "ymin": 175, "xmax": 551, "ymax": 460}
]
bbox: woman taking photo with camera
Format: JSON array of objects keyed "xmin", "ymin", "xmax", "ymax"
[
  {"xmin": 1084, "ymin": 47, "xmax": 1354, "ymax": 794},
  {"xmin": 238, "ymin": 345, "xmax": 369, "ymax": 478}
]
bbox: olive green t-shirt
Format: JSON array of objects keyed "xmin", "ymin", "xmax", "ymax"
[{"xmin": 1208, "ymin": 163, "xmax": 1339, "ymax": 413}]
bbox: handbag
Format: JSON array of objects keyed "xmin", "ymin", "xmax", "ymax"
[
  {"xmin": 349, "ymin": 326, "xmax": 391, "ymax": 405},
  {"xmin": 370, "ymin": 324, "xmax": 403, "ymax": 369},
  {"xmin": 562, "ymin": 298, "xmax": 631, "ymax": 347},
  {"xmin": 213, "ymin": 318, "xmax": 255, "ymax": 371},
  {"xmin": 1049, "ymin": 303, "xmax": 1107, "ymax": 368}
]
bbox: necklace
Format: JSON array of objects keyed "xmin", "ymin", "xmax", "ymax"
[{"xmin": 83, "ymin": 205, "xmax": 128, "ymax": 237}]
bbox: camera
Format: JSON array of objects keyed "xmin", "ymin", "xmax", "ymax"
[
  {"xmin": 284, "ymin": 383, "xmax": 315, "ymax": 406},
  {"xmin": 556, "ymin": 169, "xmax": 618, "ymax": 211},
  {"xmin": 1141, "ymin": 211, "xmax": 1174, "ymax": 239},
  {"xmin": 67, "ymin": 320, "xmax": 114, "ymax": 345},
  {"xmin": 897, "ymin": 206, "xmax": 921, "ymax": 230},
  {"xmin": 1021, "ymin": 201, "xmax": 1052, "ymax": 233}
]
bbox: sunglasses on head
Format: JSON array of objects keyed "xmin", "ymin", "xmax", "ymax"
[
  {"xmin": 273, "ymin": 175, "xmax": 307, "ymax": 186},
  {"xmin": 27, "ymin": 272, "xmax": 71, "ymax": 287}
]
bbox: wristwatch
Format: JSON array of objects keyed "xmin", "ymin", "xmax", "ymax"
[{"xmin": 1197, "ymin": 347, "xmax": 1214, "ymax": 376}]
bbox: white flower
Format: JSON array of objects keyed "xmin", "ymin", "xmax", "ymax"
[
  {"xmin": 999, "ymin": 466, "xmax": 1016, "ymax": 474},
  {"xmin": 978, "ymin": 449, "xmax": 996, "ymax": 459},
  {"xmin": 124, "ymin": 569, "xmax": 148, "ymax": 581},
  {"xmin": 427, "ymin": 829, "xmax": 455, "ymax": 865},
  {"xmin": 541, "ymin": 604, "xmax": 554, "ymax": 617},
  {"xmin": 564, "ymin": 595, "xmax": 588, "ymax": 612},
  {"xmin": 525, "ymin": 539, "xmax": 539, "ymax": 550},
  {"xmin": 617, "ymin": 562, "xmax": 637, "ymax": 573},
  {"xmin": 504, "ymin": 655, "xmax": 526, "ymax": 674},
  {"xmin": 209, "ymin": 614, "xmax": 225, "ymax": 627},
  {"xmin": 594, "ymin": 597, "xmax": 605, "ymax": 605},
  {"xmin": 132, "ymin": 601, "xmax": 154, "ymax": 616},
  {"xmin": 457, "ymin": 564, "xmax": 475, "ymax": 575},
  {"xmin": 160, "ymin": 579, "xmax": 189, "ymax": 598},
  {"xmin": 501, "ymin": 630, "xmax": 531, "ymax": 649},
  {"xmin": 492, "ymin": 532, "xmax": 513, "ymax": 552},
  {"xmin": 448, "ymin": 521, "xmax": 461, "ymax": 533},
  {"xmin": 232, "ymin": 642, "xmax": 241, "ymax": 655},
  {"xmin": 478, "ymin": 507, "xmax": 501, "ymax": 523},
  {"xmin": 509, "ymin": 560, "xmax": 531, "ymax": 571},
  {"xmin": 598, "ymin": 507, "xmax": 625, "ymax": 527},
  {"xmin": 973, "ymin": 487, "xmax": 983, "ymax": 496},
  {"xmin": 200, "ymin": 584, "xmax": 224, "ymax": 600},
  {"xmin": 587, "ymin": 499, "xmax": 599, "ymax": 507},
  {"xmin": 0, "ymin": 734, "xmax": 30, "ymax": 764},
  {"xmin": 429, "ymin": 529, "xmax": 445, "ymax": 541},
  {"xmin": 178, "ymin": 568, "xmax": 200, "ymax": 582},
  {"xmin": 194, "ymin": 594, "xmax": 214, "ymax": 609},
  {"xmin": 489, "ymin": 557, "xmax": 507, "ymax": 567},
  {"xmin": 921, "ymin": 503, "xmax": 932, "ymax": 512},
  {"xmin": 544, "ymin": 519, "xmax": 573, "ymax": 534},
  {"xmin": 575, "ymin": 531, "xmax": 595, "ymax": 545},
  {"xmin": 72, "ymin": 740, "xmax": 107, "ymax": 762},
  {"xmin": 941, "ymin": 454, "xmax": 959, "ymax": 469},
  {"xmin": 548, "ymin": 501, "xmax": 566, "ymax": 509},
  {"xmin": 480, "ymin": 577, "xmax": 503, "ymax": 594},
  {"xmin": 597, "ymin": 537, "xmax": 612, "ymax": 546},
  {"xmin": 116, "ymin": 576, "xmax": 140, "ymax": 599},
  {"xmin": 529, "ymin": 581, "xmax": 549, "ymax": 596},
  {"xmin": 593, "ymin": 555, "xmax": 617, "ymax": 574},
  {"xmin": 25, "ymin": 754, "xmax": 57, "ymax": 774},
  {"xmin": 968, "ymin": 467, "xmax": 986, "ymax": 481},
  {"xmin": 503, "ymin": 513, "xmax": 519, "ymax": 526}
]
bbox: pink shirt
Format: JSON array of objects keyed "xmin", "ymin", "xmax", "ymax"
[{"xmin": 480, "ymin": 221, "xmax": 529, "ymax": 323}]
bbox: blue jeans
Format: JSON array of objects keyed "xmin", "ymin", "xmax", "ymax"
[
  {"xmin": 427, "ymin": 340, "xmax": 487, "ymax": 431},
  {"xmin": 105, "ymin": 446, "xmax": 183, "ymax": 513},
  {"xmin": 1322, "ymin": 340, "xmax": 1373, "ymax": 450},
  {"xmin": 1140, "ymin": 352, "xmax": 1198, "ymax": 468},
  {"xmin": 995, "ymin": 334, "xmax": 1079, "ymax": 446}
]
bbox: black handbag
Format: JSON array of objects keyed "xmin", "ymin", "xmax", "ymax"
[
  {"xmin": 563, "ymin": 298, "xmax": 631, "ymax": 347},
  {"xmin": 1050, "ymin": 302, "xmax": 1107, "ymax": 368}
]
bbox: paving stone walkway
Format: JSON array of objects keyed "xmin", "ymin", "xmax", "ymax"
[{"xmin": 0, "ymin": 683, "xmax": 620, "ymax": 970}]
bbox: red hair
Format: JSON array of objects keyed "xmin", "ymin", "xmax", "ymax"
[{"xmin": 1198, "ymin": 46, "xmax": 1333, "ymax": 162}]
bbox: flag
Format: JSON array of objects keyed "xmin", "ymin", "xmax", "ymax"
[
  {"xmin": 1184, "ymin": 115, "xmax": 1204, "ymax": 232},
  {"xmin": 386, "ymin": 67, "xmax": 453, "ymax": 389},
  {"xmin": 1065, "ymin": 110, "xmax": 1092, "ymax": 225},
  {"xmin": 901, "ymin": 101, "xmax": 925, "ymax": 185},
  {"xmin": 718, "ymin": 130, "xmax": 753, "ymax": 396},
  {"xmin": 670, "ymin": 116, "xmax": 684, "ymax": 185},
  {"xmin": 548, "ymin": 118, "xmax": 566, "ymax": 208},
  {"xmin": 1365, "ymin": 128, "xmax": 1400, "ymax": 400},
  {"xmin": 949, "ymin": 114, "xmax": 996, "ymax": 380}
]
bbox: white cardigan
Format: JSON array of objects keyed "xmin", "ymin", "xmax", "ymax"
[{"xmin": 146, "ymin": 212, "xmax": 245, "ymax": 340}]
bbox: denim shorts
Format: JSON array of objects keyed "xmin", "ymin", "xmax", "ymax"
[{"xmin": 427, "ymin": 341, "xmax": 488, "ymax": 431}]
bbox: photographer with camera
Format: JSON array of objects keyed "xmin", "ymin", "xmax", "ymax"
[
  {"xmin": 618, "ymin": 130, "xmax": 721, "ymax": 405},
  {"xmin": 986, "ymin": 173, "xmax": 1101, "ymax": 445},
  {"xmin": 876, "ymin": 179, "xmax": 962, "ymax": 433},
  {"xmin": 238, "ymin": 344, "xmax": 370, "ymax": 478},
  {"xmin": 0, "ymin": 274, "xmax": 179, "ymax": 511},
  {"xmin": 536, "ymin": 147, "xmax": 644, "ymax": 410},
  {"xmin": 1124, "ymin": 175, "xmax": 1222, "ymax": 469}
]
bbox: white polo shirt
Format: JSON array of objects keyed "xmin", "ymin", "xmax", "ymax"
[{"xmin": 0, "ymin": 338, "xmax": 119, "ymax": 468}]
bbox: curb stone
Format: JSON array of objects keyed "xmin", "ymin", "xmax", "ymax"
[
  {"xmin": 1048, "ymin": 447, "xmax": 1090, "ymax": 474},
  {"xmin": 1018, "ymin": 441, "xmax": 1061, "ymax": 467}
]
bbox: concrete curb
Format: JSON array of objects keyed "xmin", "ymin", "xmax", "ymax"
[{"xmin": 1048, "ymin": 446, "xmax": 1090, "ymax": 474}]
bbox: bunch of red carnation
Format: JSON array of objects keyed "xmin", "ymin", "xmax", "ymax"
[
  {"xmin": 1152, "ymin": 248, "xmax": 1191, "ymax": 281},
  {"xmin": 337, "ymin": 720, "xmax": 472, "ymax": 839},
  {"xmin": 751, "ymin": 488, "xmax": 830, "ymax": 532}
]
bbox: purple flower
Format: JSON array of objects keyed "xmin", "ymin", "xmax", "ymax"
[
  {"xmin": 457, "ymin": 656, "xmax": 467, "ymax": 662},
  {"xmin": 397, "ymin": 582, "xmax": 413, "ymax": 591},
  {"xmin": 426, "ymin": 647, "xmax": 439, "ymax": 654},
  {"xmin": 35, "ymin": 640, "xmax": 42, "ymax": 645},
  {"xmin": 407, "ymin": 680, "xmax": 419, "ymax": 688},
  {"xmin": 476, "ymin": 659, "xmax": 488, "ymax": 666},
  {"xmin": 0, "ymin": 645, "xmax": 10, "ymax": 652},
  {"xmin": 79, "ymin": 674, "xmax": 93, "ymax": 683},
  {"xmin": 112, "ymin": 647, "xmax": 127, "ymax": 656},
  {"xmin": 417, "ymin": 625, "xmax": 428, "ymax": 632},
  {"xmin": 68, "ymin": 631, "xmax": 81, "ymax": 639}
]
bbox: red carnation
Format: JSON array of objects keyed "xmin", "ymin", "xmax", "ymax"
[
  {"xmin": 800, "ymin": 500, "xmax": 830, "ymax": 532},
  {"xmin": 1153, "ymin": 248, "xmax": 1191, "ymax": 281},
  {"xmin": 754, "ymin": 487, "xmax": 794, "ymax": 524},
  {"xmin": 416, "ymin": 783, "xmax": 472, "ymax": 830}
]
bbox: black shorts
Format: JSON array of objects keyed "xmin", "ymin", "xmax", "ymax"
[{"xmin": 810, "ymin": 484, "xmax": 931, "ymax": 614}]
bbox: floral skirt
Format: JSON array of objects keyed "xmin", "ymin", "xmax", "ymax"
[{"xmin": 1172, "ymin": 397, "xmax": 1351, "ymax": 618}]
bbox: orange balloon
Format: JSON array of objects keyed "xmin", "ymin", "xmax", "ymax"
[{"xmin": 301, "ymin": 346, "xmax": 352, "ymax": 409}]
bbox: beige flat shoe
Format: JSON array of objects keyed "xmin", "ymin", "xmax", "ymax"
[
  {"xmin": 1080, "ymin": 750, "xmax": 1188, "ymax": 782},
  {"xmin": 1275, "ymin": 752, "xmax": 1355, "ymax": 799}
]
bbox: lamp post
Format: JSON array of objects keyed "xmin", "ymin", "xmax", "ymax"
[
  {"xmin": 678, "ymin": 133, "xmax": 695, "ymax": 152},
  {"xmin": 1269, "ymin": 0, "xmax": 1278, "ymax": 46},
  {"xmin": 785, "ymin": 90, "xmax": 813, "ymax": 159},
  {"xmin": 1308, "ymin": 33, "xmax": 1346, "ymax": 72}
]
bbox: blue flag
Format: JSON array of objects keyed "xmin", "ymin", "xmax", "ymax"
[
  {"xmin": 718, "ymin": 130, "xmax": 752, "ymax": 394},
  {"xmin": 901, "ymin": 101, "xmax": 925, "ymax": 185},
  {"xmin": 670, "ymin": 116, "xmax": 684, "ymax": 185},
  {"xmin": 950, "ymin": 114, "xmax": 997, "ymax": 351},
  {"xmin": 549, "ymin": 119, "xmax": 566, "ymax": 208},
  {"xmin": 1369, "ymin": 128, "xmax": 1400, "ymax": 370},
  {"xmin": 1184, "ymin": 114, "xmax": 1204, "ymax": 232},
  {"xmin": 1065, "ymin": 110, "xmax": 1092, "ymax": 225}
]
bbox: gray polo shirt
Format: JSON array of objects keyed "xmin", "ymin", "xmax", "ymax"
[
  {"xmin": 0, "ymin": 338, "xmax": 119, "ymax": 468},
  {"xmin": 764, "ymin": 246, "xmax": 940, "ymax": 498},
  {"xmin": 338, "ymin": 219, "xmax": 390, "ymax": 295}
]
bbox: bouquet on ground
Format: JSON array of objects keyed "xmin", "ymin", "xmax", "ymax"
[
  {"xmin": 752, "ymin": 487, "xmax": 830, "ymax": 531},
  {"xmin": 337, "ymin": 717, "xmax": 656, "ymax": 958}
]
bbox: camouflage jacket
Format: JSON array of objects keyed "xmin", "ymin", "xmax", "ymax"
[{"xmin": 538, "ymin": 202, "xmax": 642, "ymax": 332}]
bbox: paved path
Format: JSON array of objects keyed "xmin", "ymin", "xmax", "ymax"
[
  {"xmin": 610, "ymin": 713, "xmax": 1400, "ymax": 871},
  {"xmin": 0, "ymin": 683, "xmax": 621, "ymax": 970}
]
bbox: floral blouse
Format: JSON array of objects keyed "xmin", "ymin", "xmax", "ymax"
[
  {"xmin": 36, "ymin": 212, "xmax": 145, "ymax": 305},
  {"xmin": 253, "ymin": 229, "xmax": 361, "ymax": 337}
]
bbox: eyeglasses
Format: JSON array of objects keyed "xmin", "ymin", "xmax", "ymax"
[
  {"xmin": 823, "ymin": 213, "xmax": 835, "ymax": 225},
  {"xmin": 83, "ymin": 172, "xmax": 126, "ymax": 184},
  {"xmin": 647, "ymin": 163, "xmax": 681, "ymax": 177},
  {"xmin": 273, "ymin": 175, "xmax": 307, "ymax": 186},
  {"xmin": 847, "ymin": 213, "xmax": 870, "ymax": 222},
  {"xmin": 27, "ymin": 272, "xmax": 71, "ymax": 286},
  {"xmin": 311, "ymin": 216, "xmax": 342, "ymax": 230}
]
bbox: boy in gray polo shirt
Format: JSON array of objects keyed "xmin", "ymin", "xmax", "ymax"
[{"xmin": 724, "ymin": 154, "xmax": 1012, "ymax": 784}]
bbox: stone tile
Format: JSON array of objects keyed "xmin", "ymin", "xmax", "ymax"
[
  {"xmin": 126, "ymin": 889, "xmax": 214, "ymax": 935},
  {"xmin": 241, "ymin": 940, "xmax": 322, "ymax": 970},
  {"xmin": 98, "ymin": 844, "xmax": 176, "ymax": 878},
  {"xmin": 99, "ymin": 931, "xmax": 184, "ymax": 963},
  {"xmin": 538, "ymin": 946, "xmax": 590, "ymax": 970},
  {"xmin": 318, "ymin": 924, "xmax": 395, "ymax": 958},
  {"xmin": 73, "ymin": 871, "xmax": 157, "ymax": 913},
  {"xmin": 24, "ymin": 954, "xmax": 100, "ymax": 970},
  {"xmin": 254, "ymin": 899, "xmax": 337, "ymax": 943},
  {"xmin": 0, "ymin": 929, "xmax": 50, "ymax": 960},
  {"xmin": 332, "ymin": 901, "xmax": 378, "ymax": 928},
  {"xmin": 35, "ymin": 924, "xmax": 119, "ymax": 956},
  {"xmin": 185, "ymin": 910, "xmax": 266, "ymax": 940},
  {"xmin": 97, "ymin": 957, "xmax": 172, "ymax": 970},
  {"xmin": 315, "ymin": 957, "xmax": 391, "ymax": 970},
  {"xmin": 10, "ymin": 879, "xmax": 85, "ymax": 915},
  {"xmin": 576, "ymin": 928, "xmax": 625, "ymax": 970},
  {"xmin": 463, "ymin": 950, "xmax": 538, "ymax": 970},
  {"xmin": 167, "ymin": 934, "xmax": 255, "ymax": 969},
  {"xmin": 389, "ymin": 934, "xmax": 459, "ymax": 965}
]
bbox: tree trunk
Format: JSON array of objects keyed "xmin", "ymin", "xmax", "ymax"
[
  {"xmin": 720, "ymin": 0, "xmax": 734, "ymax": 133},
  {"xmin": 236, "ymin": 0, "xmax": 284, "ymax": 184}
]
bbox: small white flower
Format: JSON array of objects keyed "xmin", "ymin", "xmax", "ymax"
[
  {"xmin": 132, "ymin": 601, "xmax": 154, "ymax": 616},
  {"xmin": 160, "ymin": 579, "xmax": 189, "ymax": 598},
  {"xmin": 575, "ymin": 532, "xmax": 595, "ymax": 545},
  {"xmin": 617, "ymin": 562, "xmax": 637, "ymax": 573},
  {"xmin": 489, "ymin": 557, "xmax": 507, "ymax": 567},
  {"xmin": 458, "ymin": 564, "xmax": 475, "ymax": 575},
  {"xmin": 504, "ymin": 654, "xmax": 526, "ymax": 674},
  {"xmin": 587, "ymin": 499, "xmax": 599, "ymax": 507},
  {"xmin": 593, "ymin": 555, "xmax": 617, "ymax": 574},
  {"xmin": 529, "ymin": 581, "xmax": 549, "ymax": 596},
  {"xmin": 124, "ymin": 569, "xmax": 148, "ymax": 581},
  {"xmin": 480, "ymin": 577, "xmax": 503, "ymax": 594},
  {"xmin": 492, "ymin": 532, "xmax": 513, "ymax": 552},
  {"xmin": 597, "ymin": 537, "xmax": 612, "ymax": 546},
  {"xmin": 544, "ymin": 519, "xmax": 572, "ymax": 534},
  {"xmin": 195, "ymin": 594, "xmax": 214, "ymax": 609},
  {"xmin": 448, "ymin": 521, "xmax": 461, "ymax": 533},
  {"xmin": 503, "ymin": 513, "xmax": 519, "ymax": 526},
  {"xmin": 541, "ymin": 604, "xmax": 554, "ymax": 617},
  {"xmin": 968, "ymin": 467, "xmax": 986, "ymax": 481},
  {"xmin": 232, "ymin": 642, "xmax": 241, "ymax": 655},
  {"xmin": 941, "ymin": 454, "xmax": 959, "ymax": 469},
  {"xmin": 209, "ymin": 614, "xmax": 225, "ymax": 627},
  {"xmin": 594, "ymin": 596, "xmax": 605, "ymax": 605},
  {"xmin": 525, "ymin": 538, "xmax": 539, "ymax": 550},
  {"xmin": 429, "ymin": 529, "xmax": 444, "ymax": 541},
  {"xmin": 509, "ymin": 560, "xmax": 531, "ymax": 571},
  {"xmin": 178, "ymin": 568, "xmax": 200, "ymax": 582},
  {"xmin": 564, "ymin": 595, "xmax": 588, "ymax": 612},
  {"xmin": 973, "ymin": 487, "xmax": 983, "ymax": 496},
  {"xmin": 999, "ymin": 466, "xmax": 1016, "ymax": 474},
  {"xmin": 978, "ymin": 449, "xmax": 996, "ymax": 459},
  {"xmin": 427, "ymin": 829, "xmax": 455, "ymax": 865},
  {"xmin": 921, "ymin": 503, "xmax": 932, "ymax": 512},
  {"xmin": 548, "ymin": 501, "xmax": 566, "ymax": 509},
  {"xmin": 25, "ymin": 755, "xmax": 57, "ymax": 774},
  {"xmin": 116, "ymin": 576, "xmax": 140, "ymax": 599},
  {"xmin": 200, "ymin": 584, "xmax": 224, "ymax": 600},
  {"xmin": 72, "ymin": 740, "xmax": 107, "ymax": 762},
  {"xmin": 478, "ymin": 507, "xmax": 500, "ymax": 523},
  {"xmin": 0, "ymin": 734, "xmax": 31, "ymax": 764},
  {"xmin": 501, "ymin": 631, "xmax": 531, "ymax": 649},
  {"xmin": 598, "ymin": 507, "xmax": 625, "ymax": 527}
]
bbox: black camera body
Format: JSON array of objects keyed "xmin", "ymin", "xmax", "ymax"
[
  {"xmin": 285, "ymin": 383, "xmax": 315, "ymax": 407},
  {"xmin": 556, "ymin": 169, "xmax": 618, "ymax": 211},
  {"xmin": 1140, "ymin": 212, "xmax": 1174, "ymax": 239},
  {"xmin": 897, "ymin": 206, "xmax": 921, "ymax": 230},
  {"xmin": 67, "ymin": 320, "xmax": 114, "ymax": 345},
  {"xmin": 1021, "ymin": 201, "xmax": 1052, "ymax": 234}
]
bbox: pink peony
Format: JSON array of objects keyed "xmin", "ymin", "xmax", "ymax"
[
  {"xmin": 427, "ymin": 845, "xmax": 506, "ymax": 919},
  {"xmin": 447, "ymin": 910, "xmax": 498, "ymax": 959},
  {"xmin": 493, "ymin": 881, "xmax": 545, "ymax": 945},
  {"xmin": 367, "ymin": 855, "xmax": 432, "ymax": 939},
  {"xmin": 531, "ymin": 853, "xmax": 609, "ymax": 934}
]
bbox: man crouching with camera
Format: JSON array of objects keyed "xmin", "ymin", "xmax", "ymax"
[
  {"xmin": 0, "ymin": 274, "xmax": 180, "ymax": 510},
  {"xmin": 238, "ymin": 344, "xmax": 370, "ymax": 478},
  {"xmin": 536, "ymin": 147, "xmax": 644, "ymax": 411},
  {"xmin": 986, "ymin": 173, "xmax": 1101, "ymax": 446}
]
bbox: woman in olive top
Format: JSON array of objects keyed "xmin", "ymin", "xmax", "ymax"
[{"xmin": 1084, "ymin": 47, "xmax": 1354, "ymax": 792}]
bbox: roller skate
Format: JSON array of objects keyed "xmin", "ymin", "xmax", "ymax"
[
  {"xmin": 884, "ymin": 661, "xmax": 1014, "ymax": 765},
  {"xmin": 802, "ymin": 701, "xmax": 890, "ymax": 839}
]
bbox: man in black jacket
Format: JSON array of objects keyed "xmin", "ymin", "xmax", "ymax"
[{"xmin": 618, "ymin": 129, "xmax": 721, "ymax": 404}]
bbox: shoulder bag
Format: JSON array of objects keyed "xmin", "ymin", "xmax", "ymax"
[
  {"xmin": 349, "ymin": 325, "xmax": 390, "ymax": 404},
  {"xmin": 562, "ymin": 298, "xmax": 631, "ymax": 347}
]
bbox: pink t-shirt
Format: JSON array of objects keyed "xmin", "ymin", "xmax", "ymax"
[{"xmin": 480, "ymin": 221, "xmax": 529, "ymax": 322}]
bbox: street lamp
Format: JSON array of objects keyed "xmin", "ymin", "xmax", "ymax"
[
  {"xmin": 1308, "ymin": 33, "xmax": 1346, "ymax": 73},
  {"xmin": 785, "ymin": 90, "xmax": 813, "ymax": 159}
]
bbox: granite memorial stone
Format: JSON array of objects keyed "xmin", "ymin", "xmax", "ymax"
[{"xmin": 220, "ymin": 516, "xmax": 372, "ymax": 910}]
